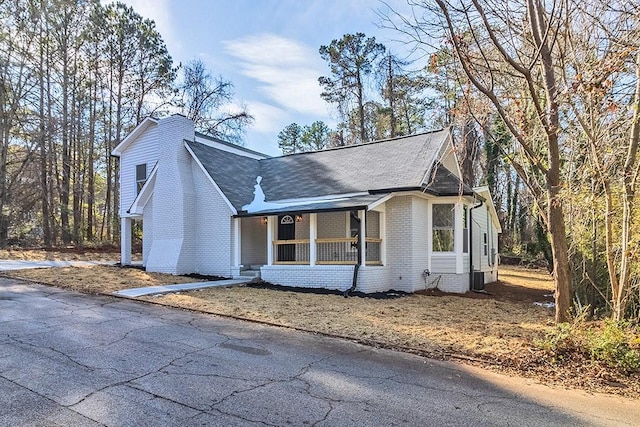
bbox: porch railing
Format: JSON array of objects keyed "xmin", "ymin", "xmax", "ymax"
[
  {"xmin": 315, "ymin": 237, "xmax": 356, "ymax": 264},
  {"xmin": 272, "ymin": 238, "xmax": 382, "ymax": 265},
  {"xmin": 316, "ymin": 237, "xmax": 382, "ymax": 265},
  {"xmin": 273, "ymin": 239, "xmax": 310, "ymax": 264}
]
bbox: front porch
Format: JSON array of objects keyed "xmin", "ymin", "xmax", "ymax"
[{"xmin": 233, "ymin": 209, "xmax": 384, "ymax": 274}]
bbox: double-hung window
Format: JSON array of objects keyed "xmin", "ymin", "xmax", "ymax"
[{"xmin": 432, "ymin": 204, "xmax": 455, "ymax": 252}]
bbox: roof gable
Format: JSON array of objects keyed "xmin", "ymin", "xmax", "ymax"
[{"xmin": 111, "ymin": 117, "xmax": 158, "ymax": 157}]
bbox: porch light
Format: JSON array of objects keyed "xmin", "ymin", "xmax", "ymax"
[
  {"xmin": 295, "ymin": 215, "xmax": 303, "ymax": 222},
  {"xmin": 261, "ymin": 217, "xmax": 268, "ymax": 224}
]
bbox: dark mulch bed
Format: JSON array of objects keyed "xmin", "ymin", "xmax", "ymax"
[
  {"xmin": 247, "ymin": 281, "xmax": 409, "ymax": 299},
  {"xmin": 416, "ymin": 280, "xmax": 554, "ymax": 305}
]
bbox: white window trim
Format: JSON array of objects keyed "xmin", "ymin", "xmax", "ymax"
[{"xmin": 431, "ymin": 202, "xmax": 456, "ymax": 254}]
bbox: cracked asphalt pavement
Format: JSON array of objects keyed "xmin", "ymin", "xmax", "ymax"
[{"xmin": 1, "ymin": 278, "xmax": 637, "ymax": 426}]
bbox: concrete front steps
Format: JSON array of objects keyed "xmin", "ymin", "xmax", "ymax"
[{"xmin": 237, "ymin": 265, "xmax": 262, "ymax": 282}]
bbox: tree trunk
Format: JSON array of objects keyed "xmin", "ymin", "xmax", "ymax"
[
  {"xmin": 357, "ymin": 68, "xmax": 366, "ymax": 143},
  {"xmin": 614, "ymin": 52, "xmax": 640, "ymax": 320}
]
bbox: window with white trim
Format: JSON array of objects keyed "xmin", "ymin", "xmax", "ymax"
[
  {"xmin": 483, "ymin": 232, "xmax": 488, "ymax": 256},
  {"xmin": 136, "ymin": 164, "xmax": 147, "ymax": 194},
  {"xmin": 432, "ymin": 204, "xmax": 455, "ymax": 252}
]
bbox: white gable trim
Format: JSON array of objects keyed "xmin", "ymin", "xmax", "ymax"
[
  {"xmin": 112, "ymin": 117, "xmax": 158, "ymax": 157},
  {"xmin": 367, "ymin": 194, "xmax": 393, "ymax": 211},
  {"xmin": 194, "ymin": 134, "xmax": 267, "ymax": 160},
  {"xmin": 473, "ymin": 186, "xmax": 502, "ymax": 233},
  {"xmin": 128, "ymin": 162, "xmax": 157, "ymax": 215},
  {"xmin": 184, "ymin": 141, "xmax": 238, "ymax": 215},
  {"xmin": 420, "ymin": 129, "xmax": 462, "ymax": 185}
]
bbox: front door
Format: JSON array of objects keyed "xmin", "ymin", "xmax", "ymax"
[{"xmin": 278, "ymin": 215, "xmax": 296, "ymax": 262}]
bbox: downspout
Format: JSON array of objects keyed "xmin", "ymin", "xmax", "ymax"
[
  {"xmin": 344, "ymin": 211, "xmax": 362, "ymax": 297},
  {"xmin": 469, "ymin": 200, "xmax": 484, "ymax": 291}
]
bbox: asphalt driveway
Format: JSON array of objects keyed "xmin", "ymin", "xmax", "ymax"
[{"xmin": 0, "ymin": 277, "xmax": 637, "ymax": 426}]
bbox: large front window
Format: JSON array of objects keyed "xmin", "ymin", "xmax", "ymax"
[{"xmin": 433, "ymin": 203, "xmax": 454, "ymax": 252}]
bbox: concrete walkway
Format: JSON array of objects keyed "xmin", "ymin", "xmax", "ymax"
[
  {"xmin": 0, "ymin": 260, "xmax": 116, "ymax": 271},
  {"xmin": 113, "ymin": 278, "xmax": 253, "ymax": 297}
]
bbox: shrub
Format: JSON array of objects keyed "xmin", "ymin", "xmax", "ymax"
[
  {"xmin": 587, "ymin": 320, "xmax": 640, "ymax": 373},
  {"xmin": 535, "ymin": 319, "xmax": 640, "ymax": 374}
]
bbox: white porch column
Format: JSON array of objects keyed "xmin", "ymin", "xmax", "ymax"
[
  {"xmin": 309, "ymin": 213, "xmax": 317, "ymax": 266},
  {"xmin": 426, "ymin": 200, "xmax": 432, "ymax": 272},
  {"xmin": 233, "ymin": 218, "xmax": 241, "ymax": 268},
  {"xmin": 455, "ymin": 202, "xmax": 464, "ymax": 273},
  {"xmin": 359, "ymin": 210, "xmax": 366, "ymax": 267},
  {"xmin": 267, "ymin": 216, "xmax": 274, "ymax": 266},
  {"xmin": 379, "ymin": 211, "xmax": 386, "ymax": 265},
  {"xmin": 120, "ymin": 217, "xmax": 132, "ymax": 265}
]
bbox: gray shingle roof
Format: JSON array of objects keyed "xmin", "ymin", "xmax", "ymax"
[{"xmin": 186, "ymin": 129, "xmax": 464, "ymax": 212}]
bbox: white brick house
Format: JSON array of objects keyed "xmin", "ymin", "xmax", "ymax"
[{"xmin": 112, "ymin": 114, "xmax": 501, "ymax": 294}]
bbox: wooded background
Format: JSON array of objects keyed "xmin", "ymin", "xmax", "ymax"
[{"xmin": 1, "ymin": 0, "xmax": 639, "ymax": 320}]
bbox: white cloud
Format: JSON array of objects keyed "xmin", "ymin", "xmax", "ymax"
[
  {"xmin": 223, "ymin": 34, "xmax": 329, "ymax": 117},
  {"xmin": 244, "ymin": 101, "xmax": 288, "ymax": 135}
]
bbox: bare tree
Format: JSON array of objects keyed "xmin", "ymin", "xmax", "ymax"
[
  {"xmin": 388, "ymin": 0, "xmax": 573, "ymax": 321},
  {"xmin": 177, "ymin": 58, "xmax": 252, "ymax": 144},
  {"xmin": 561, "ymin": 1, "xmax": 640, "ymax": 320}
]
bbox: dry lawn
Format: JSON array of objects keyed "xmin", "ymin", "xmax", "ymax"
[
  {"xmin": 144, "ymin": 282, "xmax": 554, "ymax": 360},
  {"xmin": 0, "ymin": 248, "xmax": 135, "ymax": 262},
  {"xmin": 2, "ymin": 257, "xmax": 638, "ymax": 396},
  {"xmin": 3, "ymin": 265, "xmax": 203, "ymax": 294}
]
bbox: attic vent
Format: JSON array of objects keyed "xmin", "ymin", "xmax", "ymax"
[{"xmin": 280, "ymin": 215, "xmax": 294, "ymax": 225}]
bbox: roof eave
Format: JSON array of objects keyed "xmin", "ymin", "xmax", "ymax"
[{"xmin": 233, "ymin": 204, "xmax": 370, "ymax": 218}]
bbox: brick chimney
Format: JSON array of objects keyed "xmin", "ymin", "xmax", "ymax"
[{"xmin": 145, "ymin": 114, "xmax": 196, "ymax": 274}]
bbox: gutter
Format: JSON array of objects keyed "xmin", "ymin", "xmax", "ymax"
[
  {"xmin": 344, "ymin": 211, "xmax": 362, "ymax": 297},
  {"xmin": 469, "ymin": 199, "xmax": 484, "ymax": 291}
]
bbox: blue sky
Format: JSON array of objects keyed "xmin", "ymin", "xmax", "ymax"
[{"xmin": 117, "ymin": 0, "xmax": 417, "ymax": 155}]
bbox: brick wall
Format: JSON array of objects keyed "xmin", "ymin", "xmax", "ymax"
[
  {"xmin": 317, "ymin": 211, "xmax": 346, "ymax": 238},
  {"xmin": 145, "ymin": 115, "xmax": 197, "ymax": 274},
  {"xmin": 142, "ymin": 195, "xmax": 153, "ymax": 266},
  {"xmin": 366, "ymin": 210, "xmax": 379, "ymax": 238},
  {"xmin": 192, "ymin": 161, "xmax": 233, "ymax": 276}
]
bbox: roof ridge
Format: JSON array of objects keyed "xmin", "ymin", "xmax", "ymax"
[
  {"xmin": 266, "ymin": 128, "xmax": 448, "ymax": 160},
  {"xmin": 193, "ymin": 132, "xmax": 269, "ymax": 158}
]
